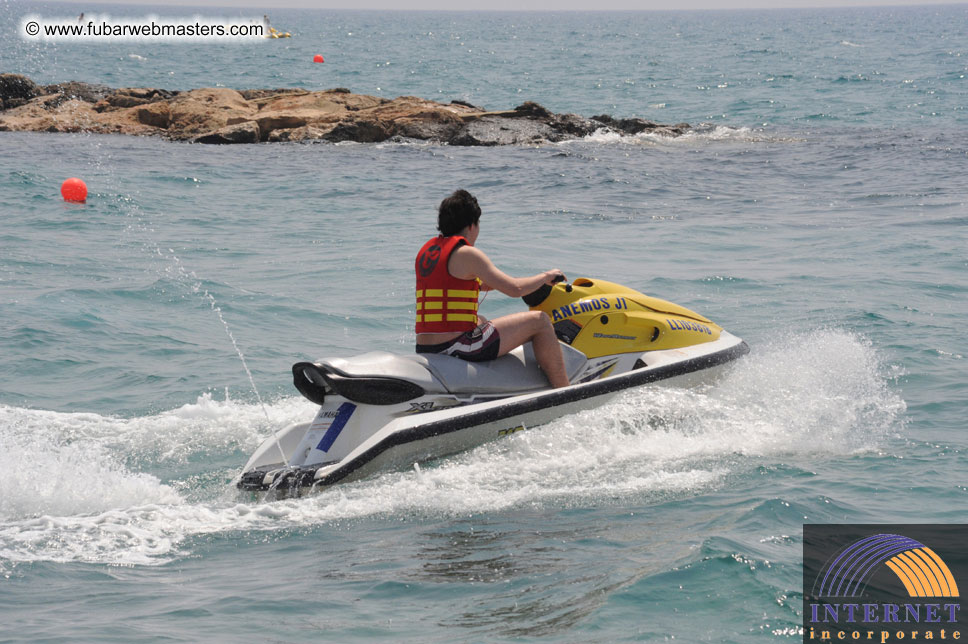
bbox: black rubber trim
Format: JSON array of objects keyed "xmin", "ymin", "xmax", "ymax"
[
  {"xmin": 293, "ymin": 362, "xmax": 328, "ymax": 405},
  {"xmin": 312, "ymin": 339, "xmax": 749, "ymax": 487},
  {"xmin": 521, "ymin": 284, "xmax": 553, "ymax": 307},
  {"xmin": 293, "ymin": 362, "xmax": 425, "ymax": 406},
  {"xmin": 323, "ymin": 373, "xmax": 425, "ymax": 405}
]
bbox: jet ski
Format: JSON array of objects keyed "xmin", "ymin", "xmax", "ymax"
[{"xmin": 237, "ymin": 277, "xmax": 748, "ymax": 496}]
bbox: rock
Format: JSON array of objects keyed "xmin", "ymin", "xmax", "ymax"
[
  {"xmin": 41, "ymin": 81, "xmax": 113, "ymax": 104},
  {"xmin": 250, "ymin": 90, "xmax": 382, "ymax": 139},
  {"xmin": 105, "ymin": 94, "xmax": 150, "ymax": 109},
  {"xmin": 1, "ymin": 74, "xmax": 41, "ymax": 109},
  {"xmin": 136, "ymin": 102, "xmax": 171, "ymax": 128},
  {"xmin": 238, "ymin": 88, "xmax": 306, "ymax": 101},
  {"xmin": 267, "ymin": 124, "xmax": 335, "ymax": 142},
  {"xmin": 354, "ymin": 95, "xmax": 444, "ymax": 121},
  {"xmin": 366, "ymin": 96, "xmax": 474, "ymax": 141},
  {"xmin": 166, "ymin": 88, "xmax": 255, "ymax": 139},
  {"xmin": 451, "ymin": 99, "xmax": 483, "ymax": 110},
  {"xmin": 96, "ymin": 88, "xmax": 175, "ymax": 112},
  {"xmin": 512, "ymin": 101, "xmax": 553, "ymax": 119},
  {"xmin": 254, "ymin": 112, "xmax": 311, "ymax": 133},
  {"xmin": 0, "ymin": 75, "xmax": 692, "ymax": 144},
  {"xmin": 549, "ymin": 112, "xmax": 602, "ymax": 138},
  {"xmin": 324, "ymin": 119, "xmax": 393, "ymax": 143},
  {"xmin": 394, "ymin": 113, "xmax": 462, "ymax": 141},
  {"xmin": 0, "ymin": 95, "xmax": 155, "ymax": 136},
  {"xmin": 591, "ymin": 114, "xmax": 661, "ymax": 135},
  {"xmin": 121, "ymin": 87, "xmax": 157, "ymax": 100},
  {"xmin": 192, "ymin": 121, "xmax": 261, "ymax": 144},
  {"xmin": 449, "ymin": 116, "xmax": 556, "ymax": 146}
]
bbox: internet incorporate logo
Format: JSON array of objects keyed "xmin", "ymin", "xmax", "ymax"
[
  {"xmin": 803, "ymin": 525, "xmax": 965, "ymax": 644},
  {"xmin": 815, "ymin": 534, "xmax": 959, "ymax": 599}
]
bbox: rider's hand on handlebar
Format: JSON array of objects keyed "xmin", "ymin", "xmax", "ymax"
[{"xmin": 546, "ymin": 270, "xmax": 566, "ymax": 285}]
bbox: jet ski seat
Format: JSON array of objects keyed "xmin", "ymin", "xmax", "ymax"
[
  {"xmin": 412, "ymin": 342, "xmax": 587, "ymax": 395},
  {"xmin": 296, "ymin": 343, "xmax": 587, "ymax": 405}
]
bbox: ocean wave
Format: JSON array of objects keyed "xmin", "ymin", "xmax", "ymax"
[
  {"xmin": 324, "ymin": 124, "xmax": 789, "ymax": 149},
  {"xmin": 572, "ymin": 125, "xmax": 797, "ymax": 146},
  {"xmin": 0, "ymin": 394, "xmax": 315, "ymax": 474}
]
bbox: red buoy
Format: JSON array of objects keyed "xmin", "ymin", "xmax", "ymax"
[
  {"xmin": 61, "ymin": 177, "xmax": 88, "ymax": 203},
  {"xmin": 313, "ymin": 54, "xmax": 324, "ymax": 63}
]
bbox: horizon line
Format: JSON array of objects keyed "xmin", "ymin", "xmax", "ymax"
[{"xmin": 40, "ymin": 0, "xmax": 968, "ymax": 12}]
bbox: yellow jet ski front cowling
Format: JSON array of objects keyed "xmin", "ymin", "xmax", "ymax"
[{"xmin": 528, "ymin": 277, "xmax": 723, "ymax": 359}]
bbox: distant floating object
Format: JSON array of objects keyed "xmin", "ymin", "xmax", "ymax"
[
  {"xmin": 266, "ymin": 26, "xmax": 291, "ymax": 39},
  {"xmin": 61, "ymin": 177, "xmax": 87, "ymax": 203},
  {"xmin": 313, "ymin": 54, "xmax": 324, "ymax": 63}
]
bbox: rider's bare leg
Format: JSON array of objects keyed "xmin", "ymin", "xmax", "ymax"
[{"xmin": 491, "ymin": 311, "xmax": 569, "ymax": 388}]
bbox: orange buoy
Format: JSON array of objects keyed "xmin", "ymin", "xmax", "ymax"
[
  {"xmin": 313, "ymin": 54, "xmax": 324, "ymax": 63},
  {"xmin": 61, "ymin": 177, "xmax": 87, "ymax": 203}
]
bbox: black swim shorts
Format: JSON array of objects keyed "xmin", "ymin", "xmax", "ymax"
[{"xmin": 415, "ymin": 321, "xmax": 501, "ymax": 362}]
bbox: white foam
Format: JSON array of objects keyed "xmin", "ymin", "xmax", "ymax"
[
  {"xmin": 0, "ymin": 393, "xmax": 315, "ymax": 523},
  {"xmin": 675, "ymin": 125, "xmax": 756, "ymax": 142},
  {"xmin": 712, "ymin": 328, "xmax": 905, "ymax": 452},
  {"xmin": 1, "ymin": 393, "xmax": 315, "ymax": 468},
  {"xmin": 0, "ymin": 428, "xmax": 181, "ymax": 521},
  {"xmin": 0, "ymin": 329, "xmax": 903, "ymax": 566},
  {"xmin": 574, "ymin": 124, "xmax": 777, "ymax": 146},
  {"xmin": 578, "ymin": 127, "xmax": 628, "ymax": 144}
]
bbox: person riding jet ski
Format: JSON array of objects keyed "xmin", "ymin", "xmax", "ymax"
[
  {"xmin": 237, "ymin": 193, "xmax": 748, "ymax": 494},
  {"xmin": 415, "ymin": 189, "xmax": 569, "ymax": 388}
]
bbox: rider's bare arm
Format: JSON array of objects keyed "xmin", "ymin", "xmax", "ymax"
[{"xmin": 449, "ymin": 246, "xmax": 563, "ymax": 297}]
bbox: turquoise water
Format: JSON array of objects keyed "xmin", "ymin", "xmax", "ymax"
[{"xmin": 2, "ymin": 4, "xmax": 966, "ymax": 643}]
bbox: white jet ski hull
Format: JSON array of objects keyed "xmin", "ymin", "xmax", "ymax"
[{"xmin": 238, "ymin": 330, "xmax": 747, "ymax": 494}]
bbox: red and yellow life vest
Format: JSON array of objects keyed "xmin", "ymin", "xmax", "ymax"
[{"xmin": 415, "ymin": 235, "xmax": 479, "ymax": 334}]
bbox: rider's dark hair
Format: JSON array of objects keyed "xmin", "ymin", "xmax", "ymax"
[{"xmin": 437, "ymin": 189, "xmax": 481, "ymax": 237}]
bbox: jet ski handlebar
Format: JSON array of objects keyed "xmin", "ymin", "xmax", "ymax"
[{"xmin": 521, "ymin": 274, "xmax": 568, "ymax": 307}]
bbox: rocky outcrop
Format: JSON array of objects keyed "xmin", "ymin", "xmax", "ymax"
[{"xmin": 0, "ymin": 74, "xmax": 691, "ymax": 144}]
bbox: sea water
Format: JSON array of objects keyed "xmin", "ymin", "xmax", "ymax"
[{"xmin": 0, "ymin": 4, "xmax": 965, "ymax": 642}]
